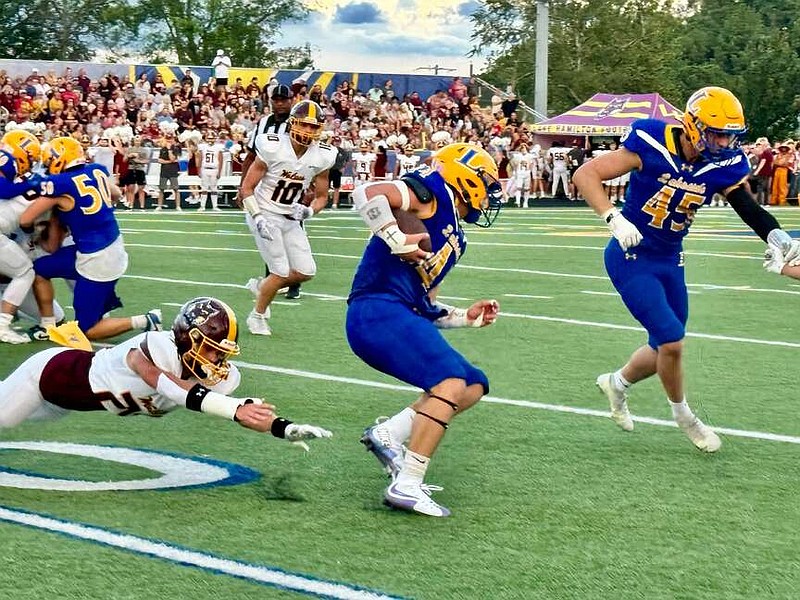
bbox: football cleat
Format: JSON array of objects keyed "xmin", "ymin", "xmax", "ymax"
[
  {"xmin": 360, "ymin": 418, "xmax": 404, "ymax": 477},
  {"xmin": 285, "ymin": 286, "xmax": 301, "ymax": 300},
  {"xmin": 596, "ymin": 373, "xmax": 634, "ymax": 431},
  {"xmin": 28, "ymin": 325, "xmax": 50, "ymax": 341},
  {"xmin": 384, "ymin": 480, "xmax": 450, "ymax": 517},
  {"xmin": 677, "ymin": 416, "xmax": 721, "ymax": 453},
  {"xmin": 245, "ymin": 277, "xmax": 263, "ymax": 298},
  {"xmin": 0, "ymin": 323, "xmax": 30, "ymax": 344},
  {"xmin": 144, "ymin": 309, "xmax": 163, "ymax": 331},
  {"xmin": 246, "ymin": 310, "xmax": 272, "ymax": 336}
]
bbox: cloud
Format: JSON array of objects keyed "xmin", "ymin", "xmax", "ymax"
[
  {"xmin": 456, "ymin": 0, "xmax": 480, "ymax": 17},
  {"xmin": 360, "ymin": 32, "xmax": 467, "ymax": 57},
  {"xmin": 333, "ymin": 2, "xmax": 386, "ymax": 24}
]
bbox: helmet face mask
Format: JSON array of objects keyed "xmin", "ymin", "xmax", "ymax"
[
  {"xmin": 683, "ymin": 86, "xmax": 747, "ymax": 161},
  {"xmin": 0, "ymin": 130, "xmax": 41, "ymax": 176},
  {"xmin": 289, "ymin": 100, "xmax": 324, "ymax": 146},
  {"xmin": 432, "ymin": 143, "xmax": 503, "ymax": 228},
  {"xmin": 172, "ymin": 297, "xmax": 240, "ymax": 385}
]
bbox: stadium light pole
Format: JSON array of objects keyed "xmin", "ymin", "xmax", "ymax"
[{"xmin": 535, "ymin": 0, "xmax": 549, "ymax": 118}]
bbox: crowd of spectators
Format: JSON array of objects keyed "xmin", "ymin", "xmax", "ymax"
[{"xmin": 0, "ymin": 66, "xmax": 535, "ymax": 177}]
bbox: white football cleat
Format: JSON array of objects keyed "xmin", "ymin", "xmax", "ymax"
[
  {"xmin": 384, "ymin": 480, "xmax": 450, "ymax": 517},
  {"xmin": 0, "ymin": 324, "xmax": 30, "ymax": 344},
  {"xmin": 360, "ymin": 418, "xmax": 404, "ymax": 477},
  {"xmin": 246, "ymin": 310, "xmax": 272, "ymax": 336},
  {"xmin": 677, "ymin": 416, "xmax": 721, "ymax": 453},
  {"xmin": 245, "ymin": 277, "xmax": 263, "ymax": 298},
  {"xmin": 596, "ymin": 373, "xmax": 634, "ymax": 431}
]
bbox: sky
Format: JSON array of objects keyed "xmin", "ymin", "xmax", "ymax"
[{"xmin": 279, "ymin": 0, "xmax": 487, "ymax": 76}]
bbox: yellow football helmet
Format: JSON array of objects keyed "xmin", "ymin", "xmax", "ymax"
[
  {"xmin": 288, "ymin": 100, "xmax": 324, "ymax": 146},
  {"xmin": 0, "ymin": 129, "xmax": 41, "ymax": 176},
  {"xmin": 432, "ymin": 143, "xmax": 503, "ymax": 227},
  {"xmin": 683, "ymin": 86, "xmax": 747, "ymax": 160},
  {"xmin": 42, "ymin": 136, "xmax": 85, "ymax": 175}
]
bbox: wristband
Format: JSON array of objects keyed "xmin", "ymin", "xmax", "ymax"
[
  {"xmin": 601, "ymin": 208, "xmax": 619, "ymax": 224},
  {"xmin": 270, "ymin": 417, "xmax": 293, "ymax": 438},
  {"xmin": 242, "ymin": 195, "xmax": 260, "ymax": 217}
]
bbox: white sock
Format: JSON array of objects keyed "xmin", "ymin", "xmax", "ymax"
[
  {"xmin": 40, "ymin": 316, "xmax": 57, "ymax": 328},
  {"xmin": 396, "ymin": 450, "xmax": 429, "ymax": 487},
  {"xmin": 612, "ymin": 370, "xmax": 631, "ymax": 390},
  {"xmin": 131, "ymin": 314, "xmax": 147, "ymax": 329},
  {"xmin": 385, "ymin": 407, "xmax": 416, "ymax": 443},
  {"xmin": 211, "ymin": 194, "xmax": 218, "ymax": 208},
  {"xmin": 0, "ymin": 313, "xmax": 12, "ymax": 327},
  {"xmin": 250, "ymin": 308, "xmax": 271, "ymax": 319},
  {"xmin": 670, "ymin": 398, "xmax": 694, "ymax": 422}
]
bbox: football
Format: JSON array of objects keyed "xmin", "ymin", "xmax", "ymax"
[{"xmin": 392, "ymin": 207, "xmax": 432, "ymax": 252}]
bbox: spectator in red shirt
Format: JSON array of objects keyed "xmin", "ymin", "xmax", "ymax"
[{"xmin": 753, "ymin": 137, "xmax": 773, "ymax": 206}]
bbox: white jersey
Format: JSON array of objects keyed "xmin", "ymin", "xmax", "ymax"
[
  {"xmin": 254, "ymin": 133, "xmax": 337, "ymax": 216},
  {"xmin": 512, "ymin": 152, "xmax": 535, "ymax": 179},
  {"xmin": 88, "ymin": 146, "xmax": 115, "ymax": 176},
  {"xmin": 396, "ymin": 154, "xmax": 420, "ymax": 178},
  {"xmin": 198, "ymin": 142, "xmax": 224, "ymax": 172},
  {"xmin": 352, "ymin": 151, "xmax": 376, "ymax": 181},
  {"xmin": 548, "ymin": 146, "xmax": 570, "ymax": 171},
  {"xmin": 88, "ymin": 331, "xmax": 240, "ymax": 416},
  {"xmin": 0, "ymin": 194, "xmax": 31, "ymax": 235}
]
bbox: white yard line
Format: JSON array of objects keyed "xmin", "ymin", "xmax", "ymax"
[
  {"xmin": 0, "ymin": 507, "xmax": 403, "ymax": 600},
  {"xmin": 231, "ymin": 361, "xmax": 800, "ymax": 445}
]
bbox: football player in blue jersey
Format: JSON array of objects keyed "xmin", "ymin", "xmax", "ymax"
[
  {"xmin": 348, "ymin": 143, "xmax": 503, "ymax": 517},
  {"xmin": 574, "ymin": 87, "xmax": 800, "ymax": 452},
  {"xmin": 20, "ymin": 137, "xmax": 162, "ymax": 341},
  {"xmin": 0, "ymin": 130, "xmax": 43, "ymax": 343}
]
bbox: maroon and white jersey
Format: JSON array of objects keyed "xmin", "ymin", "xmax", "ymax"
[
  {"xmin": 351, "ymin": 151, "xmax": 376, "ymax": 182},
  {"xmin": 39, "ymin": 331, "xmax": 240, "ymax": 417},
  {"xmin": 253, "ymin": 133, "xmax": 337, "ymax": 216},
  {"xmin": 396, "ymin": 154, "xmax": 420, "ymax": 178}
]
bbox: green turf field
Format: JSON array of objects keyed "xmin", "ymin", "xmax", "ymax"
[{"xmin": 1, "ymin": 205, "xmax": 799, "ymax": 599}]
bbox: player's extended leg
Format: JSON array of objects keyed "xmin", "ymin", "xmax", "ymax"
[
  {"xmin": 0, "ymin": 347, "xmax": 70, "ymax": 428},
  {"xmin": 74, "ymin": 277, "xmax": 161, "ymax": 340},
  {"xmin": 0, "ymin": 237, "xmax": 35, "ymax": 343}
]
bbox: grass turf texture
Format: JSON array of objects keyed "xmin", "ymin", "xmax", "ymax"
[{"xmin": 1, "ymin": 206, "xmax": 799, "ymax": 599}]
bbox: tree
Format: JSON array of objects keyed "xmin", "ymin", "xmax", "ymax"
[
  {"xmin": 118, "ymin": 0, "xmax": 310, "ymax": 67},
  {"xmin": 0, "ymin": 0, "xmax": 125, "ymax": 61},
  {"xmin": 470, "ymin": 0, "xmax": 684, "ymax": 117}
]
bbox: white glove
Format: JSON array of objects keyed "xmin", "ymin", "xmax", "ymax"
[
  {"xmin": 253, "ymin": 214, "xmax": 274, "ymax": 240},
  {"xmin": 284, "ymin": 423, "xmax": 333, "ymax": 452},
  {"xmin": 604, "ymin": 209, "xmax": 642, "ymax": 251},
  {"xmin": 763, "ymin": 245, "xmax": 786, "ymax": 274},
  {"xmin": 291, "ymin": 203, "xmax": 314, "ymax": 221}
]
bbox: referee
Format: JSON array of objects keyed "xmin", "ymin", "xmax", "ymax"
[{"xmin": 238, "ymin": 84, "xmax": 304, "ymax": 299}]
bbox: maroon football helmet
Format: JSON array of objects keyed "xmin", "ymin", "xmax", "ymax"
[{"xmin": 172, "ymin": 297, "xmax": 240, "ymax": 384}]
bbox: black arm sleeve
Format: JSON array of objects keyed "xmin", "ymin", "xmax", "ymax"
[{"xmin": 724, "ymin": 185, "xmax": 780, "ymax": 242}]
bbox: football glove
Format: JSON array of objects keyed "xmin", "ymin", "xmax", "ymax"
[
  {"xmin": 253, "ymin": 214, "xmax": 274, "ymax": 240},
  {"xmin": 763, "ymin": 245, "xmax": 786, "ymax": 274},
  {"xmin": 291, "ymin": 203, "xmax": 314, "ymax": 221},
  {"xmin": 767, "ymin": 229, "xmax": 800, "ymax": 266},
  {"xmin": 284, "ymin": 423, "xmax": 333, "ymax": 452},
  {"xmin": 605, "ymin": 209, "xmax": 642, "ymax": 251}
]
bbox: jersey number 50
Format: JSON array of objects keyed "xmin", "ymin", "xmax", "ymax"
[{"xmin": 75, "ymin": 169, "xmax": 114, "ymax": 215}]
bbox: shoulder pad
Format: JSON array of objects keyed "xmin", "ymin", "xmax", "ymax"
[
  {"xmin": 401, "ymin": 174, "xmax": 434, "ymax": 204},
  {"xmin": 254, "ymin": 133, "xmax": 283, "ymax": 162}
]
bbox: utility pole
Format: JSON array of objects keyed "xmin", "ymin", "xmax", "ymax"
[{"xmin": 535, "ymin": 0, "xmax": 549, "ymax": 118}]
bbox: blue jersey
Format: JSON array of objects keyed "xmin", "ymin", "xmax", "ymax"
[
  {"xmin": 348, "ymin": 167, "xmax": 467, "ymax": 320},
  {"xmin": 47, "ymin": 163, "xmax": 120, "ymax": 254},
  {"xmin": 621, "ymin": 119, "xmax": 750, "ymax": 253}
]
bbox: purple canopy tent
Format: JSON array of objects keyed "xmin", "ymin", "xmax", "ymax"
[{"xmin": 531, "ymin": 93, "xmax": 682, "ymax": 136}]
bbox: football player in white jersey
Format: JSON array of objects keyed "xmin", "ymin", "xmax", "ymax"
[
  {"xmin": 547, "ymin": 141, "xmax": 570, "ymax": 197},
  {"xmin": 0, "ymin": 296, "xmax": 333, "ymax": 448},
  {"xmin": 0, "ymin": 130, "xmax": 43, "ymax": 344},
  {"xmin": 351, "ymin": 142, "xmax": 376, "ymax": 186},
  {"xmin": 239, "ymin": 100, "xmax": 337, "ymax": 336},
  {"xmin": 196, "ymin": 130, "xmax": 225, "ymax": 211},
  {"xmin": 510, "ymin": 143, "xmax": 534, "ymax": 207},
  {"xmin": 394, "ymin": 144, "xmax": 420, "ymax": 178},
  {"xmin": 530, "ymin": 144, "xmax": 546, "ymax": 199}
]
